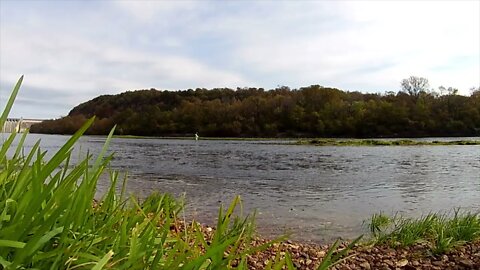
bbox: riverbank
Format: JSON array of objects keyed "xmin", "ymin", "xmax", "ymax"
[
  {"xmin": 156, "ymin": 200, "xmax": 480, "ymax": 269},
  {"xmin": 113, "ymin": 134, "xmax": 291, "ymax": 141},
  {"xmin": 174, "ymin": 217, "xmax": 480, "ymax": 269},
  {"xmin": 189, "ymin": 212, "xmax": 480, "ymax": 269},
  {"xmin": 114, "ymin": 134, "xmax": 480, "ymax": 147},
  {"xmin": 296, "ymin": 139, "xmax": 480, "ymax": 146},
  {"xmin": 246, "ymin": 238, "xmax": 480, "ymax": 269},
  {"xmin": 113, "ymin": 135, "xmax": 480, "ymax": 146}
]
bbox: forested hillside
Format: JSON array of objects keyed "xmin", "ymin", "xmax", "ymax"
[{"xmin": 31, "ymin": 78, "xmax": 480, "ymax": 138}]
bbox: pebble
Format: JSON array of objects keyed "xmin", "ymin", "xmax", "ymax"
[
  {"xmin": 225, "ymin": 229, "xmax": 480, "ymax": 269},
  {"xmin": 459, "ymin": 258, "xmax": 474, "ymax": 268},
  {"xmin": 298, "ymin": 251, "xmax": 307, "ymax": 258},
  {"xmin": 359, "ymin": 261, "xmax": 371, "ymax": 269},
  {"xmin": 396, "ymin": 259, "xmax": 408, "ymax": 267},
  {"xmin": 383, "ymin": 259, "xmax": 394, "ymax": 267}
]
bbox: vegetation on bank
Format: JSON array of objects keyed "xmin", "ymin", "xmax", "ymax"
[
  {"xmin": 1, "ymin": 77, "xmax": 363, "ymax": 269},
  {"xmin": 297, "ymin": 139, "xmax": 480, "ymax": 146},
  {"xmin": 31, "ymin": 76, "xmax": 480, "ymax": 138},
  {"xmin": 368, "ymin": 211, "xmax": 480, "ymax": 255}
]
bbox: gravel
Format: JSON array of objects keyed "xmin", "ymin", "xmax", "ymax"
[{"xmin": 245, "ymin": 238, "xmax": 480, "ymax": 269}]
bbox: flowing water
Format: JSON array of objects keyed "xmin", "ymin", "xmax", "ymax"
[{"xmin": 7, "ymin": 134, "xmax": 480, "ymax": 243}]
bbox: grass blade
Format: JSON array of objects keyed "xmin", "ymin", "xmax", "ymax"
[
  {"xmin": 0, "ymin": 75, "xmax": 23, "ymax": 128},
  {"xmin": 0, "ymin": 240, "xmax": 26, "ymax": 249},
  {"xmin": 92, "ymin": 250, "xmax": 114, "ymax": 270}
]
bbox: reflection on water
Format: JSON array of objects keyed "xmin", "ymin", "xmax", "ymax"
[{"xmin": 8, "ymin": 134, "xmax": 480, "ymax": 242}]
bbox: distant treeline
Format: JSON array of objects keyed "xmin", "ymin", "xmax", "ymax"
[{"xmin": 31, "ymin": 80, "xmax": 480, "ymax": 138}]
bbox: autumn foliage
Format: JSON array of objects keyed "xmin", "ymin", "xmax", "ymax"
[{"xmin": 31, "ymin": 84, "xmax": 480, "ymax": 138}]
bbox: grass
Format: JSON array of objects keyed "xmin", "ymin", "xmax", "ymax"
[
  {"xmin": 367, "ymin": 210, "xmax": 480, "ymax": 255},
  {"xmin": 1, "ymin": 77, "xmax": 361, "ymax": 269},
  {"xmin": 1, "ymin": 77, "xmax": 264, "ymax": 269},
  {"xmin": 368, "ymin": 212, "xmax": 392, "ymax": 237},
  {"xmin": 298, "ymin": 138, "xmax": 480, "ymax": 146}
]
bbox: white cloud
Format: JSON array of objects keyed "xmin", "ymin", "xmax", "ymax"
[
  {"xmin": 0, "ymin": 0, "xmax": 478, "ymax": 118},
  {"xmin": 114, "ymin": 0, "xmax": 200, "ymax": 23},
  {"xmin": 1, "ymin": 18, "xmax": 249, "ymax": 118},
  {"xmin": 206, "ymin": 1, "xmax": 479, "ymax": 93}
]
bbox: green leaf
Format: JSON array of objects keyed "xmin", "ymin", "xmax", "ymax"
[
  {"xmin": 0, "ymin": 75, "xmax": 23, "ymax": 129},
  {"xmin": 0, "ymin": 239, "xmax": 26, "ymax": 248},
  {"xmin": 0, "ymin": 255, "xmax": 12, "ymax": 268},
  {"xmin": 92, "ymin": 250, "xmax": 114, "ymax": 270},
  {"xmin": 15, "ymin": 226, "xmax": 64, "ymax": 265},
  {"xmin": 93, "ymin": 125, "xmax": 116, "ymax": 170}
]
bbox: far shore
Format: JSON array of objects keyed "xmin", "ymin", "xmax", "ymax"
[
  {"xmin": 296, "ymin": 138, "xmax": 480, "ymax": 146},
  {"xmin": 110, "ymin": 134, "xmax": 480, "ymax": 145}
]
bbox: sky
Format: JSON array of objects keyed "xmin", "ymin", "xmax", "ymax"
[{"xmin": 0, "ymin": 0, "xmax": 479, "ymax": 119}]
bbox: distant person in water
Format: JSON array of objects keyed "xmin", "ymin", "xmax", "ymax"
[{"xmin": 195, "ymin": 133, "xmax": 199, "ymax": 141}]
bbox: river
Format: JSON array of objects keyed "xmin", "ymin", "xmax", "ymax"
[{"xmin": 6, "ymin": 134, "xmax": 480, "ymax": 243}]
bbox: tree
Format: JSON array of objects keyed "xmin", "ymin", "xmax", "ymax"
[
  {"xmin": 401, "ymin": 76, "xmax": 430, "ymax": 97},
  {"xmin": 439, "ymin": 86, "xmax": 458, "ymax": 96},
  {"xmin": 470, "ymin": 86, "xmax": 480, "ymax": 97},
  {"xmin": 31, "ymin": 80, "xmax": 478, "ymax": 138}
]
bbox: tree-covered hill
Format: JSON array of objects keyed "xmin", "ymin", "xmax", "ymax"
[{"xmin": 31, "ymin": 79, "xmax": 480, "ymax": 138}]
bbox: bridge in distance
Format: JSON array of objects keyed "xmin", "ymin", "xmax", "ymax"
[{"xmin": 1, "ymin": 118, "xmax": 45, "ymax": 133}]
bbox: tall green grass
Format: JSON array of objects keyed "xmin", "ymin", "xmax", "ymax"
[
  {"xmin": 368, "ymin": 210, "xmax": 480, "ymax": 254},
  {"xmin": 0, "ymin": 77, "xmax": 266, "ymax": 269},
  {"xmin": 1, "ymin": 76, "xmax": 359, "ymax": 269}
]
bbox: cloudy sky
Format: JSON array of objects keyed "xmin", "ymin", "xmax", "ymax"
[{"xmin": 1, "ymin": 0, "xmax": 479, "ymax": 119}]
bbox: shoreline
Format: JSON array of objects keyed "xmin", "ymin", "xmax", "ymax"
[
  {"xmin": 251, "ymin": 239, "xmax": 480, "ymax": 269},
  {"xmin": 109, "ymin": 135, "xmax": 480, "ymax": 147},
  {"xmin": 296, "ymin": 138, "xmax": 480, "ymax": 146},
  {"xmin": 190, "ymin": 220, "xmax": 480, "ymax": 269}
]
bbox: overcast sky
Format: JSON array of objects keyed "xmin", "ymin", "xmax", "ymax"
[{"xmin": 1, "ymin": 0, "xmax": 479, "ymax": 119}]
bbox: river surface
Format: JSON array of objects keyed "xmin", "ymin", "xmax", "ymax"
[{"xmin": 6, "ymin": 134, "xmax": 480, "ymax": 243}]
